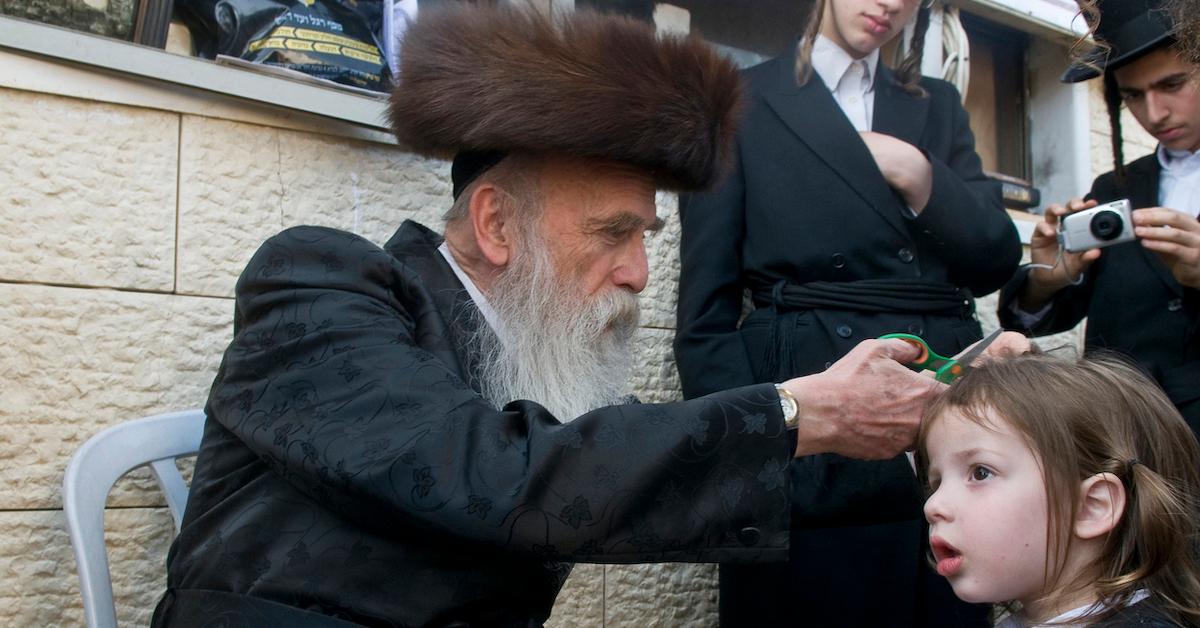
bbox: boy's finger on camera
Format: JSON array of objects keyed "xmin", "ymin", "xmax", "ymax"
[
  {"xmin": 1135, "ymin": 225, "xmax": 1197, "ymax": 246},
  {"xmin": 1045, "ymin": 198, "xmax": 1095, "ymax": 221},
  {"xmin": 1133, "ymin": 206, "xmax": 1200, "ymax": 232}
]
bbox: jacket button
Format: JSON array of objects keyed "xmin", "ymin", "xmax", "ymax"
[
  {"xmin": 907, "ymin": 323, "xmax": 923, "ymax": 335},
  {"xmin": 898, "ymin": 248, "xmax": 915, "ymax": 263},
  {"xmin": 738, "ymin": 526, "xmax": 761, "ymax": 547},
  {"xmin": 836, "ymin": 324, "xmax": 853, "ymax": 338},
  {"xmin": 831, "ymin": 253, "xmax": 846, "ymax": 269},
  {"xmin": 1168, "ymin": 298, "xmax": 1183, "ymax": 312}
]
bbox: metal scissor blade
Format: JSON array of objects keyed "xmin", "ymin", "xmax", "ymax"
[{"xmin": 951, "ymin": 328, "xmax": 1003, "ymax": 375}]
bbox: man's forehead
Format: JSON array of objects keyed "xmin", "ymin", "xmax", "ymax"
[
  {"xmin": 539, "ymin": 158, "xmax": 658, "ymax": 216},
  {"xmin": 1114, "ymin": 46, "xmax": 1195, "ymax": 88}
]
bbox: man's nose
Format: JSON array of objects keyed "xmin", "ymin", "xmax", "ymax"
[
  {"xmin": 613, "ymin": 239, "xmax": 649, "ymax": 294},
  {"xmin": 1146, "ymin": 91, "xmax": 1171, "ymax": 123}
]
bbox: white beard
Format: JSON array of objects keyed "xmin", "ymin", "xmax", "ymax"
[{"xmin": 472, "ymin": 232, "xmax": 638, "ymax": 421}]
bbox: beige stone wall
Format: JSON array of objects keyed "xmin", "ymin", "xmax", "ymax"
[
  {"xmin": 0, "ymin": 71, "xmax": 720, "ymax": 625},
  {"xmin": 1088, "ymin": 80, "xmax": 1158, "ymax": 180}
]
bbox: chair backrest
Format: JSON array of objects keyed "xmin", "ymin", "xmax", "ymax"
[{"xmin": 62, "ymin": 409, "xmax": 206, "ymax": 628}]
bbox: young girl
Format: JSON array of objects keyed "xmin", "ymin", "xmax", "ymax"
[
  {"xmin": 919, "ymin": 354, "xmax": 1200, "ymax": 626},
  {"xmin": 674, "ymin": 0, "xmax": 1021, "ymax": 624}
]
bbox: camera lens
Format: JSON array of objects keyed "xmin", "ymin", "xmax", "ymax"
[{"xmin": 1089, "ymin": 210, "xmax": 1123, "ymax": 240}]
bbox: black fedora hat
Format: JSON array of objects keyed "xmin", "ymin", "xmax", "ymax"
[{"xmin": 1062, "ymin": 0, "xmax": 1176, "ymax": 83}]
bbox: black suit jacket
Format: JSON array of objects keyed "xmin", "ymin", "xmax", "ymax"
[
  {"xmin": 153, "ymin": 222, "xmax": 795, "ymax": 627},
  {"xmin": 675, "ymin": 51, "xmax": 1018, "ymax": 627},
  {"xmin": 999, "ymin": 154, "xmax": 1200, "ymax": 431}
]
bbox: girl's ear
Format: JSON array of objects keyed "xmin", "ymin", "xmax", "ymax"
[{"xmin": 1074, "ymin": 473, "xmax": 1127, "ymax": 540}]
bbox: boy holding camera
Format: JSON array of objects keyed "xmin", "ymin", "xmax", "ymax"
[{"xmin": 999, "ymin": 0, "xmax": 1200, "ymax": 432}]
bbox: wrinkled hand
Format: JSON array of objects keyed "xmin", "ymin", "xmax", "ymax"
[
  {"xmin": 860, "ymin": 131, "xmax": 933, "ymax": 212},
  {"xmin": 958, "ymin": 330, "xmax": 1032, "ymax": 365},
  {"xmin": 1134, "ymin": 207, "xmax": 1200, "ymax": 289},
  {"xmin": 781, "ymin": 338, "xmax": 943, "ymax": 460},
  {"xmin": 1021, "ymin": 198, "xmax": 1102, "ymax": 309}
]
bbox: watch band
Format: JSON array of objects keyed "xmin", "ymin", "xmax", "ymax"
[{"xmin": 775, "ymin": 384, "xmax": 800, "ymax": 429}]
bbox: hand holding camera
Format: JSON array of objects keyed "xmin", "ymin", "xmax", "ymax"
[
  {"xmin": 1020, "ymin": 198, "xmax": 1106, "ymax": 309},
  {"xmin": 1133, "ymin": 206, "xmax": 1200, "ymax": 289}
]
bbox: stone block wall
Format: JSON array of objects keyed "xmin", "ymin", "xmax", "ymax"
[
  {"xmin": 0, "ymin": 81, "xmax": 718, "ymax": 626},
  {"xmin": 1088, "ymin": 80, "xmax": 1158, "ymax": 178}
]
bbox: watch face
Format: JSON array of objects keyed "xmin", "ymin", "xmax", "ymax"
[{"xmin": 777, "ymin": 388, "xmax": 798, "ymax": 426}]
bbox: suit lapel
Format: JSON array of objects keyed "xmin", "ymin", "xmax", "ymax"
[
  {"xmin": 872, "ymin": 65, "xmax": 929, "ymax": 152},
  {"xmin": 762, "ymin": 54, "xmax": 910, "ymax": 239},
  {"xmin": 1130, "ymin": 161, "xmax": 1184, "ymax": 296}
]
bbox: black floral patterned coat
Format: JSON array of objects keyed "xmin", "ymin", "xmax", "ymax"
[{"xmin": 152, "ymin": 221, "xmax": 793, "ymax": 627}]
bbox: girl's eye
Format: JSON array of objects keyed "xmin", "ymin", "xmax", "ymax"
[{"xmin": 969, "ymin": 465, "xmax": 994, "ymax": 481}]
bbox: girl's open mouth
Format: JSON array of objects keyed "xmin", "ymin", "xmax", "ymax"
[{"xmin": 930, "ymin": 536, "xmax": 964, "ymax": 577}]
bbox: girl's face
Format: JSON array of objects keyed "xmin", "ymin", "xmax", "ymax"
[
  {"xmin": 922, "ymin": 408, "xmax": 1053, "ymax": 610},
  {"xmin": 821, "ymin": 0, "xmax": 922, "ymax": 59}
]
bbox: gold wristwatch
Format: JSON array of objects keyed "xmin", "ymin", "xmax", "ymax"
[{"xmin": 775, "ymin": 384, "xmax": 800, "ymax": 429}]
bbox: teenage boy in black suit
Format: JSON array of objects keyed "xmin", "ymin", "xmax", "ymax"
[{"xmin": 999, "ymin": 0, "xmax": 1200, "ymax": 432}]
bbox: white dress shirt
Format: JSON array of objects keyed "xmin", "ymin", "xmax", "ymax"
[
  {"xmin": 438, "ymin": 241, "xmax": 500, "ymax": 333},
  {"xmin": 1158, "ymin": 144, "xmax": 1200, "ymax": 218},
  {"xmin": 811, "ymin": 35, "xmax": 880, "ymax": 132}
]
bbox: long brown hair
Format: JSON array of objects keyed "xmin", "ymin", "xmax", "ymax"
[
  {"xmin": 916, "ymin": 354, "xmax": 1200, "ymax": 625},
  {"xmin": 795, "ymin": 0, "xmax": 931, "ymax": 97}
]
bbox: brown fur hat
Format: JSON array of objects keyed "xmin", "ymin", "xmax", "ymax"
[{"xmin": 388, "ymin": 3, "xmax": 743, "ymax": 191}]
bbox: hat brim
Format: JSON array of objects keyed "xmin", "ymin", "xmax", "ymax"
[{"xmin": 1062, "ymin": 32, "xmax": 1173, "ymax": 82}]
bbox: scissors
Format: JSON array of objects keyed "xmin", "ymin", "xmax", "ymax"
[{"xmin": 878, "ymin": 328, "xmax": 1003, "ymax": 383}]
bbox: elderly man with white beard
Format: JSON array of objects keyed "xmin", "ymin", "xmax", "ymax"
[{"xmin": 153, "ymin": 5, "xmax": 1027, "ymax": 628}]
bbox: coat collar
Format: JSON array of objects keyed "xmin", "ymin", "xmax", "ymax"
[
  {"xmin": 1125, "ymin": 156, "xmax": 1184, "ymax": 296},
  {"xmin": 384, "ymin": 220, "xmax": 488, "ymax": 391},
  {"xmin": 761, "ymin": 52, "xmax": 927, "ymax": 239}
]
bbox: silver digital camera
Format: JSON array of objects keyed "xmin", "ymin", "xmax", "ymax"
[{"xmin": 1059, "ymin": 199, "xmax": 1136, "ymax": 253}]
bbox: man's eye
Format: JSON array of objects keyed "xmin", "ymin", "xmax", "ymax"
[
  {"xmin": 602, "ymin": 227, "xmax": 630, "ymax": 240},
  {"xmin": 969, "ymin": 465, "xmax": 993, "ymax": 481}
]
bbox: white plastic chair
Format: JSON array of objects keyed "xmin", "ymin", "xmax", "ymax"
[{"xmin": 62, "ymin": 409, "xmax": 206, "ymax": 628}]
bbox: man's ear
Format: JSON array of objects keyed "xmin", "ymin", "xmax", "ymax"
[
  {"xmin": 1075, "ymin": 472, "xmax": 1127, "ymax": 540},
  {"xmin": 469, "ymin": 183, "xmax": 512, "ymax": 267}
]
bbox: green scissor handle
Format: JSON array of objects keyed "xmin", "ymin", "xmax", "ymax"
[{"xmin": 878, "ymin": 333, "xmax": 966, "ymax": 383}]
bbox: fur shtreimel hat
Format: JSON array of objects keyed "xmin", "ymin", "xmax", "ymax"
[{"xmin": 388, "ymin": 3, "xmax": 743, "ymax": 195}]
